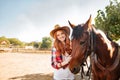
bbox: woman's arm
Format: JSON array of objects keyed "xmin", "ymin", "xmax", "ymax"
[
  {"xmin": 51, "ymin": 47, "xmax": 72, "ymax": 69},
  {"xmin": 51, "ymin": 47, "xmax": 62, "ymax": 69}
]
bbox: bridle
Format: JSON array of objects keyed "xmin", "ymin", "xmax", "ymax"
[
  {"xmin": 82, "ymin": 27, "xmax": 96, "ymax": 63},
  {"xmin": 79, "ymin": 26, "xmax": 96, "ymax": 79}
]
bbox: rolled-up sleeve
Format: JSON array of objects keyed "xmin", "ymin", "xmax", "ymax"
[{"xmin": 51, "ymin": 47, "xmax": 62, "ymax": 69}]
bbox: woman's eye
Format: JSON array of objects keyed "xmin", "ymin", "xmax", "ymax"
[{"xmin": 80, "ymin": 41, "xmax": 85, "ymax": 45}]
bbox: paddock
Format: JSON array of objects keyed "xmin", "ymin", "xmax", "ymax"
[{"xmin": 0, "ymin": 53, "xmax": 53, "ymax": 80}]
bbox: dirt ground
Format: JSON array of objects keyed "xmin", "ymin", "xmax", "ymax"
[
  {"xmin": 0, "ymin": 53, "xmax": 90, "ymax": 80},
  {"xmin": 0, "ymin": 53, "xmax": 53, "ymax": 80}
]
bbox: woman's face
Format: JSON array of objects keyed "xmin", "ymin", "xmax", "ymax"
[{"xmin": 56, "ymin": 30, "xmax": 66, "ymax": 42}]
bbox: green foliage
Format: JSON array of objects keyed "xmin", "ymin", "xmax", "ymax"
[
  {"xmin": 95, "ymin": 0, "xmax": 120, "ymax": 40},
  {"xmin": 33, "ymin": 42, "xmax": 39, "ymax": 48},
  {"xmin": 0, "ymin": 36, "xmax": 10, "ymax": 46},
  {"xmin": 8, "ymin": 38, "xmax": 24, "ymax": 47},
  {"xmin": 0, "ymin": 36, "xmax": 52, "ymax": 49},
  {"xmin": 26, "ymin": 42, "xmax": 34, "ymax": 46},
  {"xmin": 40, "ymin": 37, "xmax": 52, "ymax": 49},
  {"xmin": 26, "ymin": 41, "xmax": 41, "ymax": 48},
  {"xmin": 34, "ymin": 43, "xmax": 39, "ymax": 48}
]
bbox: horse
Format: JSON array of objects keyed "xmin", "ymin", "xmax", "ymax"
[{"xmin": 68, "ymin": 15, "xmax": 120, "ymax": 80}]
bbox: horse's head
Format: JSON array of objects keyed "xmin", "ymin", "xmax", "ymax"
[{"xmin": 68, "ymin": 15, "xmax": 93, "ymax": 74}]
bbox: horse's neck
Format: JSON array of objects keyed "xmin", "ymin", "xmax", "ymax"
[{"xmin": 95, "ymin": 30, "xmax": 117, "ymax": 66}]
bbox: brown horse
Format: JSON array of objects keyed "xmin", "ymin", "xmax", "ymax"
[{"xmin": 68, "ymin": 15, "xmax": 120, "ymax": 80}]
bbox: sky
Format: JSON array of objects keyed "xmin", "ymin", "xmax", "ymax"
[{"xmin": 0, "ymin": 0, "xmax": 110, "ymax": 42}]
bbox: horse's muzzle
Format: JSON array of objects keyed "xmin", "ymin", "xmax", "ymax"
[{"xmin": 70, "ymin": 66, "xmax": 80, "ymax": 74}]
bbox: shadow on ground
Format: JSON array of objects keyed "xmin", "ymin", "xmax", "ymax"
[
  {"xmin": 9, "ymin": 73, "xmax": 91, "ymax": 80},
  {"xmin": 9, "ymin": 73, "xmax": 53, "ymax": 80}
]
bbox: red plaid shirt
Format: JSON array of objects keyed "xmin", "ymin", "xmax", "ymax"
[{"xmin": 51, "ymin": 47, "xmax": 63, "ymax": 69}]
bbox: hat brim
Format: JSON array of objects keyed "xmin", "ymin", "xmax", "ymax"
[{"xmin": 50, "ymin": 26, "xmax": 70, "ymax": 38}]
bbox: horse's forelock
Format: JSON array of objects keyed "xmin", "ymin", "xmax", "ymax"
[{"xmin": 72, "ymin": 25, "xmax": 84, "ymax": 39}]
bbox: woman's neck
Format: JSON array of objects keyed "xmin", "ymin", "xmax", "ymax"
[{"xmin": 62, "ymin": 41, "xmax": 65, "ymax": 45}]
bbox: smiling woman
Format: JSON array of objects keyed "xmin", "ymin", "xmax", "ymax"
[{"xmin": 50, "ymin": 24, "xmax": 75, "ymax": 80}]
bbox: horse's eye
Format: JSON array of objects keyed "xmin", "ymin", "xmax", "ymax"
[{"xmin": 80, "ymin": 41, "xmax": 85, "ymax": 45}]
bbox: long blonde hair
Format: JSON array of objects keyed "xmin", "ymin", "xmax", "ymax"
[{"xmin": 54, "ymin": 30, "xmax": 71, "ymax": 55}]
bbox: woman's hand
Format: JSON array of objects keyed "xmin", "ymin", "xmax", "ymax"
[{"xmin": 61, "ymin": 55, "xmax": 72, "ymax": 66}]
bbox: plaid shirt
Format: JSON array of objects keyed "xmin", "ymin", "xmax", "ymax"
[{"xmin": 51, "ymin": 47, "xmax": 63, "ymax": 69}]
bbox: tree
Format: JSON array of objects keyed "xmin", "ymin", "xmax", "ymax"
[
  {"xmin": 8, "ymin": 38, "xmax": 24, "ymax": 47},
  {"xmin": 95, "ymin": 0, "xmax": 120, "ymax": 40},
  {"xmin": 25, "ymin": 41, "xmax": 41, "ymax": 48},
  {"xmin": 0, "ymin": 36, "xmax": 10, "ymax": 47},
  {"xmin": 40, "ymin": 37, "xmax": 52, "ymax": 49},
  {"xmin": 33, "ymin": 42, "xmax": 39, "ymax": 48}
]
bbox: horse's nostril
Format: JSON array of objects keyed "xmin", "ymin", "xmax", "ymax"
[
  {"xmin": 72, "ymin": 67, "xmax": 80, "ymax": 74},
  {"xmin": 73, "ymin": 67, "xmax": 77, "ymax": 72}
]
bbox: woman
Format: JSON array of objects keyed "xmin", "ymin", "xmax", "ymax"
[{"xmin": 50, "ymin": 24, "xmax": 74, "ymax": 80}]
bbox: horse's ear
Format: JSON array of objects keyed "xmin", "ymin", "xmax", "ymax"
[
  {"xmin": 84, "ymin": 15, "xmax": 92, "ymax": 30},
  {"xmin": 68, "ymin": 20, "xmax": 75, "ymax": 29}
]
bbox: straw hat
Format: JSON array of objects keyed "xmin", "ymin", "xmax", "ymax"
[{"xmin": 50, "ymin": 24, "xmax": 70, "ymax": 38}]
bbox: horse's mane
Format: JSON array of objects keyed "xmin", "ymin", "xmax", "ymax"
[
  {"xmin": 94, "ymin": 28, "xmax": 119, "ymax": 48},
  {"xmin": 96, "ymin": 29, "xmax": 110, "ymax": 42}
]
